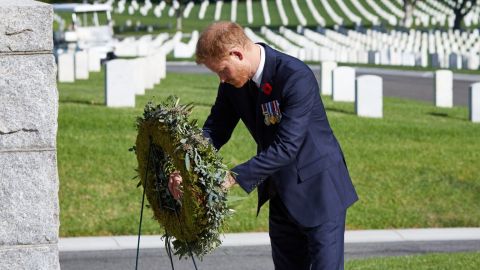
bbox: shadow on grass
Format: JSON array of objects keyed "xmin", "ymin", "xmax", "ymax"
[
  {"xmin": 60, "ymin": 99, "xmax": 105, "ymax": 106},
  {"xmin": 427, "ymin": 111, "xmax": 468, "ymax": 122},
  {"xmin": 326, "ymin": 107, "xmax": 356, "ymax": 115}
]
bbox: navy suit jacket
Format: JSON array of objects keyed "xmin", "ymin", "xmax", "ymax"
[{"xmin": 203, "ymin": 44, "xmax": 358, "ymax": 227}]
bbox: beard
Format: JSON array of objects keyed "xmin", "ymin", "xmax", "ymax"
[{"xmin": 228, "ymin": 63, "xmax": 251, "ymax": 88}]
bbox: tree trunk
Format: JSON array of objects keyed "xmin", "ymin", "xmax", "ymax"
[
  {"xmin": 449, "ymin": 0, "xmax": 477, "ymax": 30},
  {"xmin": 453, "ymin": 9, "xmax": 463, "ymax": 29},
  {"xmin": 176, "ymin": 2, "xmax": 183, "ymax": 31},
  {"xmin": 403, "ymin": 0, "xmax": 418, "ymax": 26}
]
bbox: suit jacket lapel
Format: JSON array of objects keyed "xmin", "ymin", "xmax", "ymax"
[{"xmin": 255, "ymin": 44, "xmax": 277, "ymax": 149}]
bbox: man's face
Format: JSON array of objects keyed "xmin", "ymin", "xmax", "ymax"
[{"xmin": 204, "ymin": 51, "xmax": 250, "ymax": 88}]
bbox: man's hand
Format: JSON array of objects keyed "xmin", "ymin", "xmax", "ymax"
[
  {"xmin": 168, "ymin": 171, "xmax": 183, "ymax": 200},
  {"xmin": 223, "ymin": 172, "xmax": 237, "ymax": 190}
]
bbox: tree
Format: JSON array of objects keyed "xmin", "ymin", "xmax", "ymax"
[
  {"xmin": 164, "ymin": 0, "xmax": 185, "ymax": 31},
  {"xmin": 403, "ymin": 0, "xmax": 419, "ymax": 26},
  {"xmin": 440, "ymin": 0, "xmax": 478, "ymax": 29}
]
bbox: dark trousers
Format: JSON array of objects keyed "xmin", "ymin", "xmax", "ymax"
[{"xmin": 269, "ymin": 195, "xmax": 346, "ymax": 270}]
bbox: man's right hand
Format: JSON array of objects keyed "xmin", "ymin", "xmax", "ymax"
[{"xmin": 168, "ymin": 171, "xmax": 183, "ymax": 200}]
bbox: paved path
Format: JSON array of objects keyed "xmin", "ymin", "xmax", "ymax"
[
  {"xmin": 167, "ymin": 62, "xmax": 480, "ymax": 106},
  {"xmin": 59, "ymin": 228, "xmax": 480, "ymax": 270}
]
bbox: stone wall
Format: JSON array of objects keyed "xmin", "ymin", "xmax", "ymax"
[{"xmin": 0, "ymin": 0, "xmax": 60, "ymax": 269}]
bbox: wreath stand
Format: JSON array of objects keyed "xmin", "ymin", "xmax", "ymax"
[{"xmin": 134, "ymin": 137, "xmax": 199, "ymax": 270}]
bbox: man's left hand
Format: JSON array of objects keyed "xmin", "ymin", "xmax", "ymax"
[{"xmin": 222, "ymin": 172, "xmax": 236, "ymax": 190}]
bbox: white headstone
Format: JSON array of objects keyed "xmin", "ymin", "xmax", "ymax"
[
  {"xmin": 468, "ymin": 53, "xmax": 479, "ymax": 70},
  {"xmin": 152, "ymin": 52, "xmax": 163, "ymax": 84},
  {"xmin": 74, "ymin": 51, "xmax": 89, "ymax": 80},
  {"xmin": 174, "ymin": 41, "xmax": 194, "ymax": 58},
  {"xmin": 132, "ymin": 58, "xmax": 146, "ymax": 95},
  {"xmin": 88, "ymin": 49, "xmax": 102, "ymax": 72},
  {"xmin": 356, "ymin": 75, "xmax": 383, "ymax": 118},
  {"xmin": 57, "ymin": 52, "xmax": 75, "ymax": 82},
  {"xmin": 470, "ymin": 82, "xmax": 480, "ymax": 123},
  {"xmin": 159, "ymin": 50, "xmax": 166, "ymax": 79},
  {"xmin": 105, "ymin": 59, "xmax": 136, "ymax": 107},
  {"xmin": 333, "ymin": 66, "xmax": 356, "ymax": 102},
  {"xmin": 115, "ymin": 40, "xmax": 138, "ymax": 57},
  {"xmin": 320, "ymin": 61, "xmax": 337, "ymax": 96},
  {"xmin": 434, "ymin": 70, "xmax": 453, "ymax": 108},
  {"xmin": 143, "ymin": 56, "xmax": 155, "ymax": 89},
  {"xmin": 136, "ymin": 35, "xmax": 152, "ymax": 56}
]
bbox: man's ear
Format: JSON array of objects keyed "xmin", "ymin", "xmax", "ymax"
[{"xmin": 230, "ymin": 50, "xmax": 244, "ymax": 60}]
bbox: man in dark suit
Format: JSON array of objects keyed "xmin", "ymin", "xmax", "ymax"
[{"xmin": 169, "ymin": 21, "xmax": 358, "ymax": 270}]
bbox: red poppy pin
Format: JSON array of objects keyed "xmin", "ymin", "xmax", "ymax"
[{"xmin": 261, "ymin": 83, "xmax": 272, "ymax": 95}]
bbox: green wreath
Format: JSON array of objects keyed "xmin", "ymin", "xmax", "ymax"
[{"xmin": 132, "ymin": 96, "xmax": 231, "ymax": 259}]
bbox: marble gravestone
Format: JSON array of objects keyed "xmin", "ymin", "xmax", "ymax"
[
  {"xmin": 434, "ymin": 70, "xmax": 453, "ymax": 108},
  {"xmin": 57, "ymin": 52, "xmax": 75, "ymax": 82},
  {"xmin": 105, "ymin": 59, "xmax": 136, "ymax": 107},
  {"xmin": 470, "ymin": 82, "xmax": 480, "ymax": 123},
  {"xmin": 333, "ymin": 66, "xmax": 356, "ymax": 102},
  {"xmin": 320, "ymin": 61, "xmax": 337, "ymax": 96},
  {"xmin": 356, "ymin": 75, "xmax": 383, "ymax": 118},
  {"xmin": 74, "ymin": 50, "xmax": 89, "ymax": 80}
]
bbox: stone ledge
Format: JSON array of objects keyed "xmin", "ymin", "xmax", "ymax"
[
  {"xmin": 0, "ymin": 244, "xmax": 59, "ymax": 270},
  {"xmin": 0, "ymin": 151, "xmax": 59, "ymax": 246},
  {"xmin": 0, "ymin": 54, "xmax": 58, "ymax": 150},
  {"xmin": 0, "ymin": 0, "xmax": 53, "ymax": 53}
]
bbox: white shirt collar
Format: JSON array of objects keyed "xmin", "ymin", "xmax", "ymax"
[{"xmin": 252, "ymin": 44, "xmax": 265, "ymax": 88}]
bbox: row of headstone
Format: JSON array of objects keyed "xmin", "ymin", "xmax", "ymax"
[
  {"xmin": 350, "ymin": 0, "xmax": 379, "ymax": 25},
  {"xmin": 306, "ymin": 0, "xmax": 326, "ymax": 26},
  {"xmin": 337, "ymin": 0, "xmax": 361, "ymax": 25},
  {"xmin": 246, "ymin": 0, "xmax": 253, "ymax": 24},
  {"xmin": 245, "ymin": 27, "xmax": 270, "ymax": 45},
  {"xmin": 365, "ymin": 0, "xmax": 397, "ymax": 25},
  {"xmin": 231, "ymin": 0, "xmax": 238, "ymax": 22},
  {"xmin": 275, "ymin": 0, "xmax": 289, "ymax": 26},
  {"xmin": 383, "ymin": 0, "xmax": 404, "ymax": 19},
  {"xmin": 255, "ymin": 27, "xmax": 480, "ymax": 70},
  {"xmin": 435, "ymin": 70, "xmax": 480, "ymax": 123},
  {"xmin": 57, "ymin": 49, "xmax": 105, "ymax": 83},
  {"xmin": 322, "ymin": 66, "xmax": 480, "ymax": 122},
  {"xmin": 261, "ymin": 26, "xmax": 301, "ymax": 59},
  {"xmin": 320, "ymin": 0, "xmax": 343, "ymax": 25},
  {"xmin": 320, "ymin": 64, "xmax": 383, "ymax": 118},
  {"xmin": 174, "ymin": 30, "xmax": 199, "ymax": 58},
  {"xmin": 291, "ymin": 0, "xmax": 307, "ymax": 26},
  {"xmin": 183, "ymin": 1, "xmax": 194, "ymax": 18},
  {"xmin": 198, "ymin": 0, "xmax": 209, "ymax": 20},
  {"xmin": 260, "ymin": 0, "xmax": 270, "ymax": 25},
  {"xmin": 105, "ymin": 51, "xmax": 166, "ymax": 107},
  {"xmin": 214, "ymin": 0, "xmax": 223, "ymax": 21},
  {"xmin": 112, "ymin": 0, "xmax": 476, "ymax": 28},
  {"xmin": 114, "ymin": 33, "xmax": 170, "ymax": 58}
]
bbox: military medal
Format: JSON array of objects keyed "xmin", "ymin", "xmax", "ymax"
[{"xmin": 261, "ymin": 100, "xmax": 282, "ymax": 126}]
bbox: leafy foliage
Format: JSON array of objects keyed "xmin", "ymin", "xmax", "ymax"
[{"xmin": 133, "ymin": 96, "xmax": 231, "ymax": 259}]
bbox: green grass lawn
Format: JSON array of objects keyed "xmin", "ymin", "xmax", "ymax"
[
  {"xmin": 347, "ymin": 252, "xmax": 480, "ymax": 269},
  {"xmin": 58, "ymin": 69, "xmax": 480, "ymax": 237}
]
